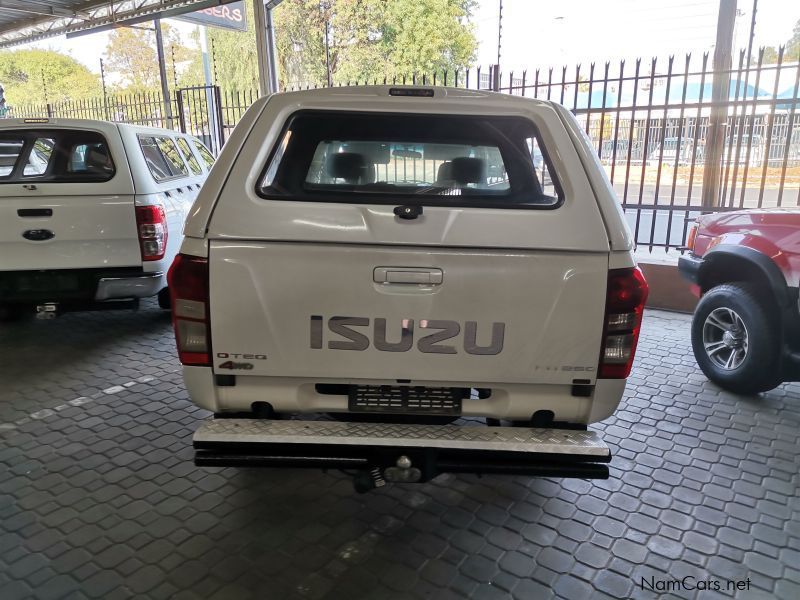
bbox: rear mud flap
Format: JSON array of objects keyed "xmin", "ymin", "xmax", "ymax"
[{"xmin": 193, "ymin": 419, "xmax": 611, "ymax": 488}]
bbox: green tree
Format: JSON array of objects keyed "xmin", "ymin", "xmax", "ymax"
[
  {"xmin": 379, "ymin": 0, "xmax": 477, "ymax": 80},
  {"xmin": 753, "ymin": 19, "xmax": 800, "ymax": 64},
  {"xmin": 196, "ymin": 3, "xmax": 260, "ymax": 90},
  {"xmin": 785, "ymin": 19, "xmax": 800, "ymax": 61},
  {"xmin": 188, "ymin": 0, "xmax": 478, "ymax": 91},
  {"xmin": 758, "ymin": 46, "xmax": 780, "ymax": 65},
  {"xmin": 0, "ymin": 49, "xmax": 101, "ymax": 105},
  {"xmin": 104, "ymin": 22, "xmax": 191, "ymax": 92}
]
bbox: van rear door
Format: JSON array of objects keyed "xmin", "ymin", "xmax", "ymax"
[
  {"xmin": 0, "ymin": 127, "xmax": 138, "ymax": 271},
  {"xmin": 207, "ymin": 98, "xmax": 611, "ymax": 387}
]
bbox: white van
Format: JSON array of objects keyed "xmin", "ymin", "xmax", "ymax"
[
  {"xmin": 0, "ymin": 118, "xmax": 214, "ymax": 319},
  {"xmin": 171, "ymin": 87, "xmax": 648, "ymax": 490}
]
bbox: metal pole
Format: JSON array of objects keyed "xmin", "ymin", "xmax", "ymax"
[
  {"xmin": 200, "ymin": 26, "xmax": 213, "ymax": 86},
  {"xmin": 211, "ymin": 38, "xmax": 219, "ymax": 85},
  {"xmin": 323, "ymin": 1, "xmax": 332, "ymax": 87},
  {"xmin": 746, "ymin": 0, "xmax": 758, "ymax": 66},
  {"xmin": 265, "ymin": 5, "xmax": 279, "ymax": 92},
  {"xmin": 254, "ymin": 0, "xmax": 278, "ymax": 96},
  {"xmin": 701, "ymin": 0, "xmax": 737, "ymax": 209},
  {"xmin": 154, "ymin": 17, "xmax": 174, "ymax": 128},
  {"xmin": 199, "ymin": 27, "xmax": 220, "ymax": 153},
  {"xmin": 497, "ymin": 0, "xmax": 503, "ymax": 66},
  {"xmin": 170, "ymin": 45, "xmax": 178, "ymax": 89},
  {"xmin": 100, "ymin": 58, "xmax": 109, "ymax": 120},
  {"xmin": 492, "ymin": 0, "xmax": 502, "ymax": 91}
]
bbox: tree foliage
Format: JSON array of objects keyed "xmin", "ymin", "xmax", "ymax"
[
  {"xmin": 189, "ymin": 0, "xmax": 478, "ymax": 91},
  {"xmin": 189, "ymin": 3, "xmax": 260, "ymax": 90},
  {"xmin": 755, "ymin": 18, "xmax": 800, "ymax": 64},
  {"xmin": 104, "ymin": 22, "xmax": 191, "ymax": 92},
  {"xmin": 786, "ymin": 19, "xmax": 800, "ymax": 61},
  {"xmin": 0, "ymin": 49, "xmax": 101, "ymax": 105},
  {"xmin": 379, "ymin": 0, "xmax": 477, "ymax": 79}
]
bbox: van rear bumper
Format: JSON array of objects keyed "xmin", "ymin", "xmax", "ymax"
[
  {"xmin": 193, "ymin": 418, "xmax": 611, "ymax": 484},
  {"xmin": 0, "ymin": 268, "xmax": 163, "ymax": 304}
]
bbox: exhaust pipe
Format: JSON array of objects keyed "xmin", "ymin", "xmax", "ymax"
[{"xmin": 35, "ymin": 303, "xmax": 59, "ymax": 320}]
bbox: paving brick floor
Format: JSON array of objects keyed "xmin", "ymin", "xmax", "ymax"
[{"xmin": 0, "ymin": 302, "xmax": 798, "ymax": 599}]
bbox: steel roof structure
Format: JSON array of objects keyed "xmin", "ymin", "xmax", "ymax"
[{"xmin": 0, "ymin": 0, "xmax": 242, "ymax": 48}]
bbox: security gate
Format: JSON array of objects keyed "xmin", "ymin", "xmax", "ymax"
[{"xmin": 176, "ymin": 85, "xmax": 226, "ymax": 155}]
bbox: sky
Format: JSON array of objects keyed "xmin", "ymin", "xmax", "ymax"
[
  {"xmin": 12, "ymin": 0, "xmax": 800, "ymax": 77},
  {"xmin": 474, "ymin": 0, "xmax": 800, "ymax": 70}
]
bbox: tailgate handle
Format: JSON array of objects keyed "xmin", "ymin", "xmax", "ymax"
[
  {"xmin": 18, "ymin": 208, "xmax": 52, "ymax": 217},
  {"xmin": 374, "ymin": 267, "xmax": 443, "ymax": 285}
]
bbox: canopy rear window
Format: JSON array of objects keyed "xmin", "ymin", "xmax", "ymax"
[
  {"xmin": 0, "ymin": 129, "xmax": 115, "ymax": 183},
  {"xmin": 258, "ymin": 111, "xmax": 561, "ymax": 208}
]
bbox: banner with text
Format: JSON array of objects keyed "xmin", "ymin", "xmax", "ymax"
[{"xmin": 177, "ymin": 1, "xmax": 247, "ymax": 31}]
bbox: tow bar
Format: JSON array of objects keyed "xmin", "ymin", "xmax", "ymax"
[
  {"xmin": 193, "ymin": 419, "xmax": 611, "ymax": 492},
  {"xmin": 35, "ymin": 303, "xmax": 59, "ymax": 320}
]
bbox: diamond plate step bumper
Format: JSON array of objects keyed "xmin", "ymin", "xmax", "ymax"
[{"xmin": 193, "ymin": 419, "xmax": 611, "ymax": 480}]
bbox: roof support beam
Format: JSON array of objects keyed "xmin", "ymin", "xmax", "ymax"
[
  {"xmin": 0, "ymin": 1, "xmax": 88, "ymax": 19},
  {"xmin": 0, "ymin": 1, "xmax": 240, "ymax": 48}
]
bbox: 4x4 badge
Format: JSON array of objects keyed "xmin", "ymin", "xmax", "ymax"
[{"xmin": 218, "ymin": 361, "xmax": 254, "ymax": 370}]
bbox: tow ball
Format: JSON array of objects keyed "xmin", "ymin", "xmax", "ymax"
[
  {"xmin": 352, "ymin": 455, "xmax": 422, "ymax": 493},
  {"xmin": 35, "ymin": 303, "xmax": 59, "ymax": 320}
]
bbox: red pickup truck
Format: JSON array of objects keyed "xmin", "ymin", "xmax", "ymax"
[{"xmin": 679, "ymin": 208, "xmax": 800, "ymax": 394}]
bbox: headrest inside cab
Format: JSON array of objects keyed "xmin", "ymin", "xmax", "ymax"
[
  {"xmin": 326, "ymin": 152, "xmax": 369, "ymax": 181},
  {"xmin": 450, "ymin": 157, "xmax": 485, "ymax": 184}
]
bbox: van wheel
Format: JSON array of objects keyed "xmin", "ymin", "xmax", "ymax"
[
  {"xmin": 157, "ymin": 288, "xmax": 171, "ymax": 310},
  {"xmin": 691, "ymin": 283, "xmax": 780, "ymax": 394}
]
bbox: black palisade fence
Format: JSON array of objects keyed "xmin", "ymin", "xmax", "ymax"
[{"xmin": 5, "ymin": 49, "xmax": 799, "ymax": 251}]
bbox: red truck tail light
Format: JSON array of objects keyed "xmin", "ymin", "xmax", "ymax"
[
  {"xmin": 599, "ymin": 267, "xmax": 649, "ymax": 379},
  {"xmin": 136, "ymin": 205, "xmax": 168, "ymax": 261},
  {"xmin": 168, "ymin": 254, "xmax": 211, "ymax": 366}
]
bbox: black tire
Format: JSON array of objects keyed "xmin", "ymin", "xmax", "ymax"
[
  {"xmin": 691, "ymin": 283, "xmax": 781, "ymax": 394},
  {"xmin": 157, "ymin": 287, "xmax": 171, "ymax": 310}
]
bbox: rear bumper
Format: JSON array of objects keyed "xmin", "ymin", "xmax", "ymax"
[
  {"xmin": 94, "ymin": 272, "xmax": 164, "ymax": 301},
  {"xmin": 183, "ymin": 367, "xmax": 627, "ymax": 424},
  {"xmin": 193, "ymin": 418, "xmax": 611, "ymax": 481},
  {"xmin": 0, "ymin": 268, "xmax": 164, "ymax": 304}
]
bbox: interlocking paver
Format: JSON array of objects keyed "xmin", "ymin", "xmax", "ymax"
[{"xmin": 1, "ymin": 304, "xmax": 799, "ymax": 599}]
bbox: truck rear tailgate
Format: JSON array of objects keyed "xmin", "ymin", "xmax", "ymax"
[
  {"xmin": 0, "ymin": 190, "xmax": 139, "ymax": 270},
  {"xmin": 209, "ymin": 241, "xmax": 607, "ymax": 385}
]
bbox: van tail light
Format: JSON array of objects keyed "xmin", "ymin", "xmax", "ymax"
[
  {"xmin": 599, "ymin": 267, "xmax": 649, "ymax": 379},
  {"xmin": 685, "ymin": 222, "xmax": 698, "ymax": 252},
  {"xmin": 136, "ymin": 205, "xmax": 168, "ymax": 261},
  {"xmin": 168, "ymin": 254, "xmax": 211, "ymax": 366}
]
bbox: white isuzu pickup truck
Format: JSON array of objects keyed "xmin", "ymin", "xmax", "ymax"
[{"xmin": 172, "ymin": 86, "xmax": 648, "ymax": 491}]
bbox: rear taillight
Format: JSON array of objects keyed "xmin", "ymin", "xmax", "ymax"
[
  {"xmin": 168, "ymin": 254, "xmax": 211, "ymax": 366},
  {"xmin": 136, "ymin": 205, "xmax": 168, "ymax": 261},
  {"xmin": 685, "ymin": 222, "xmax": 698, "ymax": 252},
  {"xmin": 599, "ymin": 267, "xmax": 649, "ymax": 379}
]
